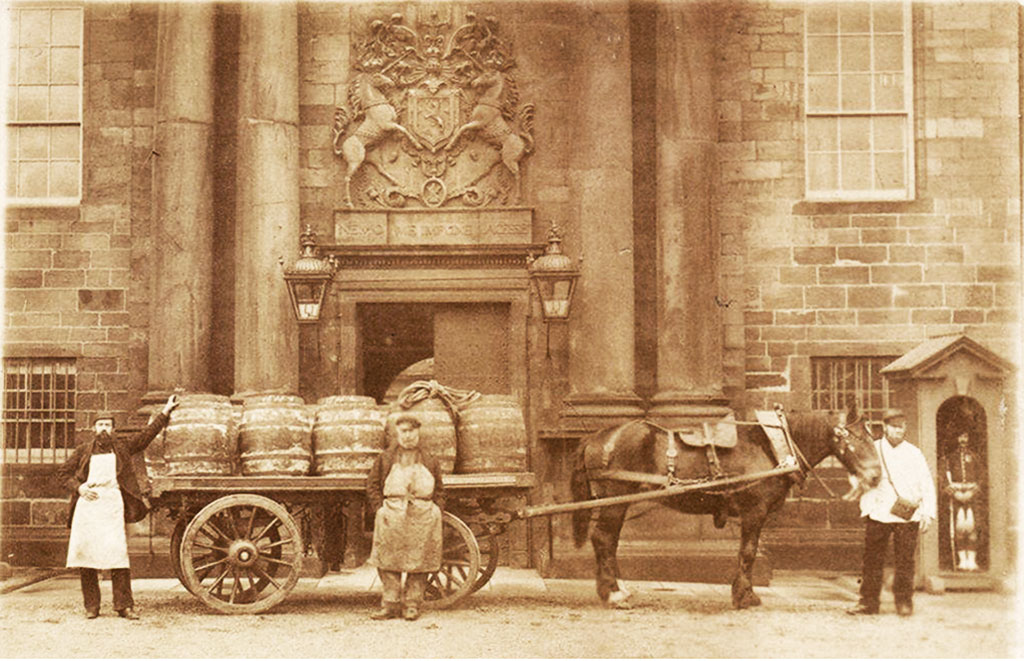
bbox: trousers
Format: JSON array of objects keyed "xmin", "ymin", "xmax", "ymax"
[
  {"xmin": 859, "ymin": 517, "xmax": 919, "ymax": 607},
  {"xmin": 378, "ymin": 569, "xmax": 427, "ymax": 607},
  {"xmin": 80, "ymin": 567, "xmax": 133, "ymax": 611}
]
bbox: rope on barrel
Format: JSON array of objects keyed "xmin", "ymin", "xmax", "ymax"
[{"xmin": 396, "ymin": 380, "xmax": 481, "ymax": 427}]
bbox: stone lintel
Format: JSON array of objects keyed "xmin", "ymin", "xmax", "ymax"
[{"xmin": 334, "ymin": 207, "xmax": 534, "ymax": 246}]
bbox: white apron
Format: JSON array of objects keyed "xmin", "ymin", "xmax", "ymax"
[
  {"xmin": 368, "ymin": 460, "xmax": 442, "ymax": 573},
  {"xmin": 66, "ymin": 453, "xmax": 130, "ymax": 569}
]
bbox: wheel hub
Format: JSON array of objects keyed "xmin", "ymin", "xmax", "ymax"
[{"xmin": 228, "ymin": 539, "xmax": 259, "ymax": 567}]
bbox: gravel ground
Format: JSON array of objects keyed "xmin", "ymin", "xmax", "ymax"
[{"xmin": 0, "ymin": 571, "xmax": 1018, "ymax": 658}]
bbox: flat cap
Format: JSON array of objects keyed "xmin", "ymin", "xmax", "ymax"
[
  {"xmin": 881, "ymin": 408, "xmax": 906, "ymax": 423},
  {"xmin": 92, "ymin": 411, "xmax": 116, "ymax": 424}
]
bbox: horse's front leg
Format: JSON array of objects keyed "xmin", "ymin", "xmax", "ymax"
[
  {"xmin": 445, "ymin": 120, "xmax": 482, "ymax": 150},
  {"xmin": 591, "ymin": 504, "xmax": 631, "ymax": 608},
  {"xmin": 387, "ymin": 123, "xmax": 424, "ymax": 150},
  {"xmin": 732, "ymin": 506, "xmax": 767, "ymax": 609}
]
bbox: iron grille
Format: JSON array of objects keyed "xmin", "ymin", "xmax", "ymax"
[
  {"xmin": 811, "ymin": 356, "xmax": 896, "ymax": 433},
  {"xmin": 2, "ymin": 357, "xmax": 77, "ymax": 463}
]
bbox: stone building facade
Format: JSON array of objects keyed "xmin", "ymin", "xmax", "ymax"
[{"xmin": 3, "ymin": 1, "xmax": 1020, "ymax": 582}]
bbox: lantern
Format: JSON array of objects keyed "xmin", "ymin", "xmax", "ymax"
[
  {"xmin": 283, "ymin": 225, "xmax": 337, "ymax": 324},
  {"xmin": 528, "ymin": 223, "xmax": 579, "ymax": 322}
]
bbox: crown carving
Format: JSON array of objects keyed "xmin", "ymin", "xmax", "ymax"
[{"xmin": 332, "ymin": 10, "xmax": 535, "ymax": 209}]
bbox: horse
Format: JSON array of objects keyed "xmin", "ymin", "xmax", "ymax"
[
  {"xmin": 445, "ymin": 70, "xmax": 534, "ymax": 198},
  {"xmin": 333, "ymin": 72, "xmax": 423, "ymax": 207},
  {"xmin": 569, "ymin": 403, "xmax": 882, "ymax": 610}
]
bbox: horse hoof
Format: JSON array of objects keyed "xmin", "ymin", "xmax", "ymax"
[{"xmin": 607, "ymin": 589, "xmax": 633, "ymax": 609}]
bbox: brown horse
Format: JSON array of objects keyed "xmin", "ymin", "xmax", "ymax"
[{"xmin": 570, "ymin": 404, "xmax": 881, "ymax": 609}]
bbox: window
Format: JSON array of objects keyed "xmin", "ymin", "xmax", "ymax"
[
  {"xmin": 804, "ymin": 1, "xmax": 913, "ymax": 201},
  {"xmin": 811, "ymin": 356, "xmax": 895, "ymax": 432},
  {"xmin": 6, "ymin": 4, "xmax": 83, "ymax": 204},
  {"xmin": 3, "ymin": 357, "xmax": 77, "ymax": 463}
]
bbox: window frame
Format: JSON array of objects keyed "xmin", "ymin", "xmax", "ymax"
[
  {"xmin": 2, "ymin": 356, "xmax": 78, "ymax": 464},
  {"xmin": 803, "ymin": 1, "xmax": 915, "ymax": 202},
  {"xmin": 5, "ymin": 2, "xmax": 84, "ymax": 207},
  {"xmin": 810, "ymin": 355, "xmax": 897, "ymax": 435}
]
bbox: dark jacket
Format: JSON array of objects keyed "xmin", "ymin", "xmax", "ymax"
[
  {"xmin": 57, "ymin": 413, "xmax": 169, "ymax": 527},
  {"xmin": 366, "ymin": 444, "xmax": 445, "ymax": 514}
]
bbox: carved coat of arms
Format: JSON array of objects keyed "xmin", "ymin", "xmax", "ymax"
[{"xmin": 332, "ymin": 11, "xmax": 535, "ymax": 209}]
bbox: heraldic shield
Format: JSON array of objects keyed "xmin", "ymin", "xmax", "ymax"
[{"xmin": 406, "ymin": 89, "xmax": 461, "ymax": 153}]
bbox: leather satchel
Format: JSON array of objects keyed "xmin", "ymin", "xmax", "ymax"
[{"xmin": 880, "ymin": 442, "xmax": 919, "ymax": 521}]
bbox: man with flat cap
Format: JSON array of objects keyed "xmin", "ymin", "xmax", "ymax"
[
  {"xmin": 848, "ymin": 408, "xmax": 936, "ymax": 617},
  {"xmin": 57, "ymin": 394, "xmax": 179, "ymax": 619}
]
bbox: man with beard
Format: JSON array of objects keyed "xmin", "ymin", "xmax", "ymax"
[{"xmin": 57, "ymin": 394, "xmax": 179, "ymax": 619}]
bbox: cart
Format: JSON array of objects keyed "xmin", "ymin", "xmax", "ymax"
[{"xmin": 149, "ymin": 472, "xmax": 536, "ymax": 614}]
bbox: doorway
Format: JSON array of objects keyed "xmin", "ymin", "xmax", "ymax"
[{"xmin": 357, "ymin": 302, "xmax": 511, "ymax": 403}]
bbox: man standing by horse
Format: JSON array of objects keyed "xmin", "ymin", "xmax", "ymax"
[{"xmin": 848, "ymin": 408, "xmax": 936, "ymax": 617}]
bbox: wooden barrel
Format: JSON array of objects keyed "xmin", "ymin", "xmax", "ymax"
[
  {"xmin": 238, "ymin": 393, "xmax": 312, "ymax": 476},
  {"xmin": 164, "ymin": 394, "xmax": 236, "ymax": 476},
  {"xmin": 456, "ymin": 395, "xmax": 528, "ymax": 473},
  {"xmin": 140, "ymin": 404, "xmax": 167, "ymax": 478},
  {"xmin": 312, "ymin": 396, "xmax": 386, "ymax": 476},
  {"xmin": 385, "ymin": 398, "xmax": 457, "ymax": 473}
]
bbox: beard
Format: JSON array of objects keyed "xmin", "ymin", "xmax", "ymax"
[{"xmin": 95, "ymin": 430, "xmax": 113, "ymax": 449}]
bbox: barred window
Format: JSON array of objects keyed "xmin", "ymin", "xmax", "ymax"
[
  {"xmin": 811, "ymin": 356, "xmax": 896, "ymax": 433},
  {"xmin": 804, "ymin": 1, "xmax": 914, "ymax": 201},
  {"xmin": 6, "ymin": 3, "xmax": 83, "ymax": 203},
  {"xmin": 3, "ymin": 358, "xmax": 77, "ymax": 463}
]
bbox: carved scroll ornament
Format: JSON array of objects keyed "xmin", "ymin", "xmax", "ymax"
[{"xmin": 332, "ymin": 11, "xmax": 535, "ymax": 209}]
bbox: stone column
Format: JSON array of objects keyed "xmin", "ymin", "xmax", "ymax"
[
  {"xmin": 648, "ymin": 1, "xmax": 730, "ymax": 423},
  {"xmin": 147, "ymin": 3, "xmax": 215, "ymax": 396},
  {"xmin": 562, "ymin": 1, "xmax": 644, "ymax": 428},
  {"xmin": 234, "ymin": 2, "xmax": 300, "ymax": 393}
]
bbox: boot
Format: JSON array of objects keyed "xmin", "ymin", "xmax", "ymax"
[
  {"xmin": 370, "ymin": 603, "xmax": 401, "ymax": 620},
  {"xmin": 957, "ymin": 550, "xmax": 967, "ymax": 570},
  {"xmin": 965, "ymin": 551, "xmax": 978, "ymax": 571}
]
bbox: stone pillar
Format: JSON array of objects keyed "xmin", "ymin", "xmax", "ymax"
[
  {"xmin": 147, "ymin": 3, "xmax": 215, "ymax": 397},
  {"xmin": 648, "ymin": 1, "xmax": 730, "ymax": 423},
  {"xmin": 562, "ymin": 1, "xmax": 644, "ymax": 428},
  {"xmin": 234, "ymin": 2, "xmax": 300, "ymax": 393}
]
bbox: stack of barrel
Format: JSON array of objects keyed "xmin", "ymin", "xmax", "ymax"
[{"xmin": 145, "ymin": 387, "xmax": 528, "ymax": 479}]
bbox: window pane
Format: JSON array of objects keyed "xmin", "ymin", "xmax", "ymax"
[
  {"xmin": 873, "ymin": 116, "xmax": 904, "ymax": 151},
  {"xmin": 842, "ymin": 153, "xmax": 871, "ymax": 189},
  {"xmin": 19, "ymin": 9, "xmax": 50, "ymax": 46},
  {"xmin": 19, "ymin": 125, "xmax": 48, "ymax": 159},
  {"xmin": 17, "ymin": 85, "xmax": 47, "ymax": 120},
  {"xmin": 49, "ymin": 85, "xmax": 78, "ymax": 121},
  {"xmin": 807, "ymin": 117, "xmax": 838, "ymax": 151},
  {"xmin": 51, "ymin": 47, "xmax": 79, "ymax": 84},
  {"xmin": 873, "ymin": 1, "xmax": 903, "ymax": 32},
  {"xmin": 18, "ymin": 161, "xmax": 47, "ymax": 197},
  {"xmin": 808, "ymin": 36, "xmax": 838, "ymax": 73},
  {"xmin": 50, "ymin": 161, "xmax": 79, "ymax": 197},
  {"xmin": 840, "ymin": 74, "xmax": 871, "ymax": 110},
  {"xmin": 50, "ymin": 126, "xmax": 79, "ymax": 159},
  {"xmin": 808, "ymin": 153, "xmax": 838, "ymax": 190},
  {"xmin": 839, "ymin": 2, "xmax": 870, "ymax": 33},
  {"xmin": 874, "ymin": 73, "xmax": 904, "ymax": 110},
  {"xmin": 840, "ymin": 117, "xmax": 870, "ymax": 150},
  {"xmin": 874, "ymin": 152, "xmax": 905, "ymax": 189},
  {"xmin": 807, "ymin": 75, "xmax": 839, "ymax": 111},
  {"xmin": 807, "ymin": 3, "xmax": 838, "ymax": 34},
  {"xmin": 18, "ymin": 46, "xmax": 47, "ymax": 84},
  {"xmin": 841, "ymin": 36, "xmax": 871, "ymax": 72},
  {"xmin": 874, "ymin": 34, "xmax": 903, "ymax": 71},
  {"xmin": 51, "ymin": 9, "xmax": 81, "ymax": 46}
]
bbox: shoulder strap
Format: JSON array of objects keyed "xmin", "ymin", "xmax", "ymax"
[{"xmin": 879, "ymin": 440, "xmax": 904, "ymax": 500}]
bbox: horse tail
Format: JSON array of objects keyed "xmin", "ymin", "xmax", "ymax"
[
  {"xmin": 516, "ymin": 104, "xmax": 535, "ymax": 153},
  {"xmin": 570, "ymin": 436, "xmax": 592, "ymax": 548}
]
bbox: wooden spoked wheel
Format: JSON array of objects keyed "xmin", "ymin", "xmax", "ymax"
[
  {"xmin": 423, "ymin": 512, "xmax": 480, "ymax": 609},
  {"xmin": 468, "ymin": 524, "xmax": 500, "ymax": 595},
  {"xmin": 180, "ymin": 494, "xmax": 303, "ymax": 614}
]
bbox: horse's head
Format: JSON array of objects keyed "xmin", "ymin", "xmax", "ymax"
[
  {"xmin": 368, "ymin": 72, "xmax": 396, "ymax": 90},
  {"xmin": 471, "ymin": 70, "xmax": 502, "ymax": 90},
  {"xmin": 827, "ymin": 402, "xmax": 882, "ymax": 491}
]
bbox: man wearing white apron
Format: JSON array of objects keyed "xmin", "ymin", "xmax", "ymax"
[
  {"xmin": 366, "ymin": 413, "xmax": 445, "ymax": 621},
  {"xmin": 58, "ymin": 395, "xmax": 178, "ymax": 619}
]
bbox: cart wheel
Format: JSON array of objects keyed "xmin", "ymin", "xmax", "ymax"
[
  {"xmin": 424, "ymin": 512, "xmax": 480, "ymax": 609},
  {"xmin": 169, "ymin": 518, "xmax": 193, "ymax": 594},
  {"xmin": 468, "ymin": 525, "xmax": 499, "ymax": 595},
  {"xmin": 180, "ymin": 494, "xmax": 303, "ymax": 614}
]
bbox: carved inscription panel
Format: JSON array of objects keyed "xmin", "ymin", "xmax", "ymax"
[{"xmin": 334, "ymin": 208, "xmax": 533, "ymax": 246}]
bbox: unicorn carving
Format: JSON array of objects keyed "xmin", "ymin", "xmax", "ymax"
[
  {"xmin": 445, "ymin": 71, "xmax": 535, "ymax": 199},
  {"xmin": 333, "ymin": 72, "xmax": 423, "ymax": 207}
]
